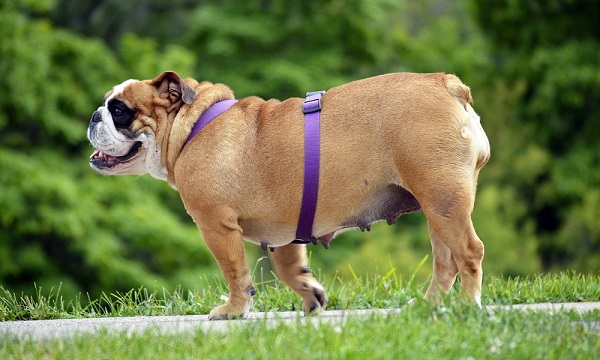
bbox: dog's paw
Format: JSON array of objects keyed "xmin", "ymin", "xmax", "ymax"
[
  {"xmin": 208, "ymin": 301, "xmax": 252, "ymax": 320},
  {"xmin": 301, "ymin": 280, "xmax": 328, "ymax": 316}
]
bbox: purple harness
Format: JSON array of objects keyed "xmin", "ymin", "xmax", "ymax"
[
  {"xmin": 183, "ymin": 92, "xmax": 325, "ymax": 250},
  {"xmin": 291, "ymin": 91, "xmax": 325, "ymax": 245},
  {"xmin": 182, "ymin": 99, "xmax": 239, "ymax": 150}
]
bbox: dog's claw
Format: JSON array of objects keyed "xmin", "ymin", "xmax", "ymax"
[
  {"xmin": 302, "ymin": 283, "xmax": 328, "ymax": 316},
  {"xmin": 314, "ymin": 287, "xmax": 328, "ymax": 308}
]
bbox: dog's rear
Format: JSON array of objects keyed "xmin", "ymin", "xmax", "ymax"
[
  {"xmin": 264, "ymin": 73, "xmax": 491, "ymax": 308},
  {"xmin": 266, "ymin": 73, "xmax": 491, "ymax": 308},
  {"xmin": 416, "ymin": 74, "xmax": 489, "ymax": 306},
  {"xmin": 444, "ymin": 74, "xmax": 490, "ymax": 171}
]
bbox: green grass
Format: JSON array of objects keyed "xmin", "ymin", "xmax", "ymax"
[
  {"xmin": 0, "ymin": 272, "xmax": 599, "ymax": 359},
  {"xmin": 1, "ymin": 303, "xmax": 598, "ymax": 359},
  {"xmin": 0, "ymin": 271, "xmax": 599, "ymax": 321}
]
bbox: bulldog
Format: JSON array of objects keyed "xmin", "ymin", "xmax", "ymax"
[{"xmin": 87, "ymin": 71, "xmax": 490, "ymax": 319}]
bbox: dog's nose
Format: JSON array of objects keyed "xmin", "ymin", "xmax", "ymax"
[{"xmin": 90, "ymin": 111, "xmax": 102, "ymax": 123}]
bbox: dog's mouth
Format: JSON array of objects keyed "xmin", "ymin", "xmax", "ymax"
[{"xmin": 89, "ymin": 141, "xmax": 142, "ymax": 169}]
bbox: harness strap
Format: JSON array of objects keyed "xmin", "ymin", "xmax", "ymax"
[
  {"xmin": 182, "ymin": 99, "xmax": 238, "ymax": 151},
  {"xmin": 293, "ymin": 91, "xmax": 325, "ymax": 245},
  {"xmin": 182, "ymin": 95, "xmax": 326, "ymax": 250}
]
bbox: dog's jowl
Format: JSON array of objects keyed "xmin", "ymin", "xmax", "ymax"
[{"xmin": 88, "ymin": 71, "xmax": 490, "ymax": 320}]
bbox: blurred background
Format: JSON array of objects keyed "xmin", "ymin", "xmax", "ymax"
[{"xmin": 1, "ymin": 0, "xmax": 599, "ymax": 300}]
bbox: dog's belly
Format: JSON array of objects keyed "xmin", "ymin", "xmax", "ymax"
[
  {"xmin": 240, "ymin": 221, "xmax": 298, "ymax": 247},
  {"xmin": 311, "ymin": 185, "xmax": 421, "ymax": 246},
  {"xmin": 240, "ymin": 184, "xmax": 421, "ymax": 248},
  {"xmin": 340, "ymin": 185, "xmax": 421, "ymax": 230}
]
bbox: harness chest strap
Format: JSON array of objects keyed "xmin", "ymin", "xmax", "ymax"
[
  {"xmin": 182, "ymin": 99, "xmax": 239, "ymax": 150},
  {"xmin": 292, "ymin": 91, "xmax": 326, "ymax": 246}
]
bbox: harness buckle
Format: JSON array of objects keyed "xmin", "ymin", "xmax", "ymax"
[{"xmin": 303, "ymin": 91, "xmax": 326, "ymax": 114}]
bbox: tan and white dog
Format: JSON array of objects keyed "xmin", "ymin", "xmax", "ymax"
[{"xmin": 87, "ymin": 71, "xmax": 490, "ymax": 319}]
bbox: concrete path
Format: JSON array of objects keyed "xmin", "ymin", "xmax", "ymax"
[{"xmin": 1, "ymin": 302, "xmax": 599, "ymax": 341}]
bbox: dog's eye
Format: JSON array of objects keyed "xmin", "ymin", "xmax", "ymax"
[{"xmin": 108, "ymin": 99, "xmax": 135, "ymax": 129}]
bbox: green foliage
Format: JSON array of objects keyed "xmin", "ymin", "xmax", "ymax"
[
  {"xmin": 0, "ymin": 0, "xmax": 216, "ymax": 300},
  {"xmin": 1, "ymin": 0, "xmax": 598, "ymax": 299},
  {"xmin": 471, "ymin": 0, "xmax": 600, "ymax": 271},
  {"xmin": 469, "ymin": 0, "xmax": 600, "ymax": 53},
  {"xmin": 179, "ymin": 0, "xmax": 402, "ymax": 98},
  {"xmin": 118, "ymin": 34, "xmax": 197, "ymax": 79}
]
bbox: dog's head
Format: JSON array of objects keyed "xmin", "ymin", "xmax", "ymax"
[{"xmin": 87, "ymin": 71, "xmax": 198, "ymax": 180}]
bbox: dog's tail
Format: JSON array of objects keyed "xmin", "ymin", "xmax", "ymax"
[
  {"xmin": 444, "ymin": 74, "xmax": 490, "ymax": 170},
  {"xmin": 444, "ymin": 74, "xmax": 473, "ymax": 108}
]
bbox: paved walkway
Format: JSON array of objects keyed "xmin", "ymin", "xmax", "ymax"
[{"xmin": 1, "ymin": 302, "xmax": 599, "ymax": 341}]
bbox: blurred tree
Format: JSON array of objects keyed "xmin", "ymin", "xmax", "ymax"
[
  {"xmin": 49, "ymin": 0, "xmax": 201, "ymax": 48},
  {"xmin": 313, "ymin": 0, "xmax": 542, "ymax": 280},
  {"xmin": 7, "ymin": 0, "xmax": 594, "ymax": 302},
  {"xmin": 470, "ymin": 0, "xmax": 600, "ymax": 271},
  {"xmin": 178, "ymin": 0, "xmax": 400, "ymax": 98},
  {"xmin": 0, "ymin": 0, "xmax": 216, "ymax": 299}
]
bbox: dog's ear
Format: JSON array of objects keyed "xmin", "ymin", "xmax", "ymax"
[{"xmin": 152, "ymin": 71, "xmax": 198, "ymax": 106}]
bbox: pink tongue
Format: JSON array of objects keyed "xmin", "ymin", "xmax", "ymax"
[{"xmin": 90, "ymin": 150, "xmax": 100, "ymax": 159}]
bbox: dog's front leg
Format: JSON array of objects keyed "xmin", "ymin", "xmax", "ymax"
[
  {"xmin": 194, "ymin": 207, "xmax": 255, "ymax": 320},
  {"xmin": 269, "ymin": 244, "xmax": 327, "ymax": 315}
]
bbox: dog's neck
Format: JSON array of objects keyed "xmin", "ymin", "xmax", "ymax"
[
  {"xmin": 164, "ymin": 81, "xmax": 235, "ymax": 186},
  {"xmin": 181, "ymin": 100, "xmax": 238, "ymax": 151}
]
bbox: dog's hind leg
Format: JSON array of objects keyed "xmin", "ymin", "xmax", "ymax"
[
  {"xmin": 421, "ymin": 190, "xmax": 484, "ymax": 307},
  {"xmin": 269, "ymin": 244, "xmax": 328, "ymax": 315},
  {"xmin": 424, "ymin": 223, "xmax": 459, "ymax": 303}
]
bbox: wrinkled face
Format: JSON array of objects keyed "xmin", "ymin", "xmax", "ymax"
[{"xmin": 87, "ymin": 79, "xmax": 166, "ymax": 180}]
